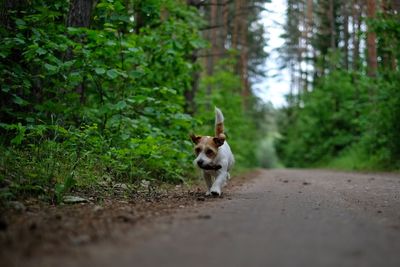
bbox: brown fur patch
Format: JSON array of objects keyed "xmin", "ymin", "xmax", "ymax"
[
  {"xmin": 215, "ymin": 122, "xmax": 224, "ymax": 136},
  {"xmin": 213, "ymin": 135, "xmax": 225, "ymax": 147},
  {"xmin": 190, "ymin": 134, "xmax": 202, "ymax": 144},
  {"xmin": 194, "ymin": 136, "xmax": 219, "ymax": 158}
]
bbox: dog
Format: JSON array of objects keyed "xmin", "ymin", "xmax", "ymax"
[{"xmin": 190, "ymin": 107, "xmax": 234, "ymax": 196}]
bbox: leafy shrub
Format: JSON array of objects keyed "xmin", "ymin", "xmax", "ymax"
[
  {"xmin": 0, "ymin": 0, "xmax": 203, "ymax": 202},
  {"xmin": 277, "ymin": 70, "xmax": 363, "ymax": 167},
  {"xmin": 277, "ymin": 69, "xmax": 400, "ymax": 170}
]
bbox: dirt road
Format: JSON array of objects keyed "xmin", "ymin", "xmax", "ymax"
[{"xmin": 10, "ymin": 169, "xmax": 400, "ymax": 267}]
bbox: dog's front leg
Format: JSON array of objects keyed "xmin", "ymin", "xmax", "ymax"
[
  {"xmin": 203, "ymin": 171, "xmax": 212, "ymax": 196},
  {"xmin": 210, "ymin": 170, "xmax": 228, "ymax": 196}
]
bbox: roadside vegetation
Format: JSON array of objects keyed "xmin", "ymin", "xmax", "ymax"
[
  {"xmin": 0, "ymin": 0, "xmax": 275, "ymax": 204},
  {"xmin": 277, "ymin": 0, "xmax": 400, "ymax": 171}
]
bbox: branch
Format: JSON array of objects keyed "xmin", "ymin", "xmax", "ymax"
[{"xmin": 200, "ymin": 24, "xmax": 225, "ymax": 30}]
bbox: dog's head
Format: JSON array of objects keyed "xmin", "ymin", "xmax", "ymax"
[{"xmin": 189, "ymin": 134, "xmax": 225, "ymax": 170}]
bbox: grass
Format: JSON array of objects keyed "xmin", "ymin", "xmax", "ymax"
[{"xmin": 319, "ymin": 145, "xmax": 399, "ymax": 172}]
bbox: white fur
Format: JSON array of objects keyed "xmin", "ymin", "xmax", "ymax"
[
  {"xmin": 193, "ymin": 108, "xmax": 235, "ymax": 196},
  {"xmin": 215, "ymin": 107, "xmax": 224, "ymax": 125}
]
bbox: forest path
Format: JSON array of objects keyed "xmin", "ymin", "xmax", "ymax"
[{"xmin": 28, "ymin": 169, "xmax": 400, "ymax": 267}]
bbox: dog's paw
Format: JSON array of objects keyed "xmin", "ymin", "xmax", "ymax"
[
  {"xmin": 205, "ymin": 190, "xmax": 211, "ymax": 196},
  {"xmin": 211, "ymin": 191, "xmax": 221, "ymax": 197},
  {"xmin": 210, "ymin": 187, "xmax": 222, "ymax": 197}
]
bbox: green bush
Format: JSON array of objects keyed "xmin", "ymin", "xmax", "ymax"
[
  {"xmin": 0, "ymin": 0, "xmax": 203, "ymax": 202},
  {"xmin": 0, "ymin": 0, "xmax": 275, "ymax": 204},
  {"xmin": 277, "ymin": 69, "xmax": 400, "ymax": 170}
]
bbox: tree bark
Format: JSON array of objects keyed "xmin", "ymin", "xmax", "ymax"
[
  {"xmin": 203, "ymin": 0, "xmax": 218, "ymax": 109},
  {"xmin": 298, "ymin": 1, "xmax": 305, "ymax": 95},
  {"xmin": 238, "ymin": 0, "xmax": 249, "ymax": 109},
  {"xmin": 352, "ymin": 0, "xmax": 362, "ymax": 71},
  {"xmin": 305, "ymin": 0, "xmax": 313, "ymax": 92},
  {"xmin": 343, "ymin": 1, "xmax": 349, "ymax": 70},
  {"xmin": 232, "ymin": 0, "xmax": 241, "ymax": 49},
  {"xmin": 185, "ymin": 0, "xmax": 204, "ymax": 114},
  {"xmin": 210, "ymin": 0, "xmax": 218, "ymax": 62},
  {"xmin": 67, "ymin": 0, "xmax": 93, "ymax": 27},
  {"xmin": 221, "ymin": 0, "xmax": 229, "ymax": 54},
  {"xmin": 329, "ymin": 0, "xmax": 335, "ymax": 52},
  {"xmin": 184, "ymin": 51, "xmax": 200, "ymax": 115},
  {"xmin": 366, "ymin": 0, "xmax": 377, "ymax": 77},
  {"xmin": 67, "ymin": 0, "xmax": 94, "ymax": 104}
]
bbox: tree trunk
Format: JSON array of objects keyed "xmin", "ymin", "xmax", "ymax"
[
  {"xmin": 329, "ymin": 0, "xmax": 335, "ymax": 52},
  {"xmin": 232, "ymin": 0, "xmax": 241, "ymax": 50},
  {"xmin": 366, "ymin": 0, "xmax": 377, "ymax": 77},
  {"xmin": 67, "ymin": 0, "xmax": 93, "ymax": 27},
  {"xmin": 185, "ymin": 0, "xmax": 205, "ymax": 114},
  {"xmin": 298, "ymin": 0, "xmax": 304, "ymax": 96},
  {"xmin": 352, "ymin": 0, "xmax": 362, "ymax": 71},
  {"xmin": 210, "ymin": 0, "xmax": 218, "ymax": 62},
  {"xmin": 343, "ymin": 1, "xmax": 349, "ymax": 70},
  {"xmin": 238, "ymin": 0, "xmax": 249, "ymax": 109},
  {"xmin": 67, "ymin": 0, "xmax": 94, "ymax": 104},
  {"xmin": 203, "ymin": 0, "xmax": 218, "ymax": 109},
  {"xmin": 221, "ymin": 0, "xmax": 229, "ymax": 55},
  {"xmin": 184, "ymin": 51, "xmax": 199, "ymax": 115},
  {"xmin": 305, "ymin": 0, "xmax": 313, "ymax": 92}
]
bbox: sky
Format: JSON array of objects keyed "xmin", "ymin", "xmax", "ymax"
[{"xmin": 253, "ymin": 0, "xmax": 290, "ymax": 108}]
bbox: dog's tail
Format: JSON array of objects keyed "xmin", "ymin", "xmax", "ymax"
[{"xmin": 215, "ymin": 107, "xmax": 225, "ymax": 137}]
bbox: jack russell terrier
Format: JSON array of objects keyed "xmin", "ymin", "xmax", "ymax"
[{"xmin": 190, "ymin": 107, "xmax": 235, "ymax": 196}]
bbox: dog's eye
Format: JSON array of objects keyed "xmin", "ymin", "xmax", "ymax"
[
  {"xmin": 206, "ymin": 149, "xmax": 214, "ymax": 156},
  {"xmin": 195, "ymin": 148, "xmax": 201, "ymax": 155}
]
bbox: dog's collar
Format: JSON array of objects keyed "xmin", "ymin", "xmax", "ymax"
[{"xmin": 200, "ymin": 165, "xmax": 222, "ymax": 170}]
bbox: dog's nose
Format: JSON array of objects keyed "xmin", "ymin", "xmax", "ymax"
[{"xmin": 197, "ymin": 159, "xmax": 204, "ymax": 167}]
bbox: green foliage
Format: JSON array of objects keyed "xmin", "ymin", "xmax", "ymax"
[
  {"xmin": 278, "ymin": 8, "xmax": 400, "ymax": 171},
  {"xmin": 322, "ymin": 145, "xmax": 383, "ymax": 171},
  {"xmin": 277, "ymin": 70, "xmax": 363, "ymax": 166},
  {"xmin": 0, "ymin": 0, "xmax": 274, "ymax": 204},
  {"xmin": 364, "ymin": 73, "xmax": 400, "ymax": 169},
  {"xmin": 0, "ymin": 0, "xmax": 204, "ymax": 202},
  {"xmin": 277, "ymin": 69, "xmax": 400, "ymax": 170}
]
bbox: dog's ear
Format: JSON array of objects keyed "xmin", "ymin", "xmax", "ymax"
[
  {"xmin": 213, "ymin": 134, "xmax": 225, "ymax": 147},
  {"xmin": 190, "ymin": 134, "xmax": 202, "ymax": 144}
]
